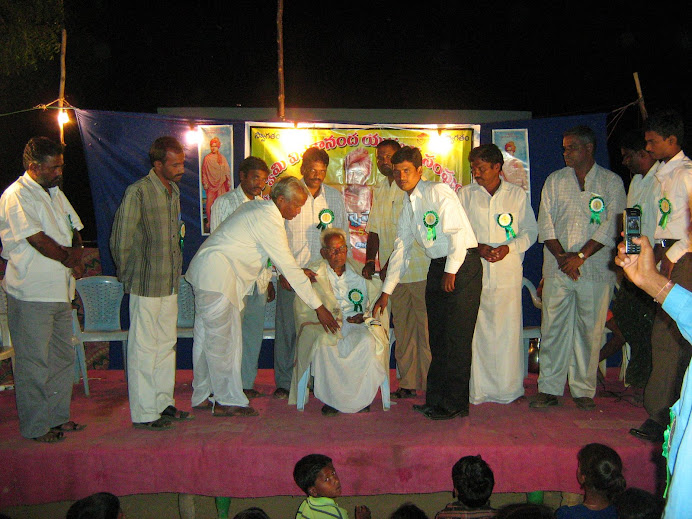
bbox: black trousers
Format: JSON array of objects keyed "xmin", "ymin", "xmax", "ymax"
[{"xmin": 425, "ymin": 250, "xmax": 482, "ymax": 413}]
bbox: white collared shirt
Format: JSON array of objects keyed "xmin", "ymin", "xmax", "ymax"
[
  {"xmin": 626, "ymin": 161, "xmax": 660, "ymax": 246},
  {"xmin": 382, "ymin": 180, "xmax": 477, "ymax": 295},
  {"xmin": 0, "ymin": 172, "xmax": 83, "ymax": 302},
  {"xmin": 186, "ymin": 199, "xmax": 322, "ymax": 311},
  {"xmin": 210, "ymin": 187, "xmax": 256, "ymax": 232},
  {"xmin": 285, "ymin": 180, "xmax": 348, "ymax": 268},
  {"xmin": 325, "ymin": 263, "xmax": 368, "ymax": 320},
  {"xmin": 652, "ymin": 151, "xmax": 692, "ymax": 262}
]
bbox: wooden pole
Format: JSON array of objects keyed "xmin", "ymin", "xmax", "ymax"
[
  {"xmin": 276, "ymin": 0, "xmax": 285, "ymax": 121},
  {"xmin": 58, "ymin": 29, "xmax": 67, "ymax": 144},
  {"xmin": 633, "ymin": 72, "xmax": 648, "ymax": 121}
]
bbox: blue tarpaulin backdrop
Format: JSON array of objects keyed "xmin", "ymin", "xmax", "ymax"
[{"xmin": 76, "ymin": 109, "xmax": 610, "ymax": 369}]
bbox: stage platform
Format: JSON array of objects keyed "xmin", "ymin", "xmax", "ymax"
[{"xmin": 0, "ymin": 369, "xmax": 662, "ymax": 508}]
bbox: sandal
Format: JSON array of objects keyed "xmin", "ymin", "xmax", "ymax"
[
  {"xmin": 192, "ymin": 400, "xmax": 214, "ymax": 410},
  {"xmin": 133, "ymin": 417, "xmax": 173, "ymax": 430},
  {"xmin": 213, "ymin": 404, "xmax": 259, "ymax": 417},
  {"xmin": 160, "ymin": 405, "xmax": 193, "ymax": 421},
  {"xmin": 51, "ymin": 421, "xmax": 87, "ymax": 432},
  {"xmin": 33, "ymin": 430, "xmax": 65, "ymax": 443}
]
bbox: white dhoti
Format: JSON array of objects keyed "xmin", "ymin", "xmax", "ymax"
[
  {"xmin": 469, "ymin": 284, "xmax": 524, "ymax": 404},
  {"xmin": 191, "ymin": 289, "xmax": 249, "ymax": 408},
  {"xmin": 312, "ymin": 322, "xmax": 386, "ymax": 413}
]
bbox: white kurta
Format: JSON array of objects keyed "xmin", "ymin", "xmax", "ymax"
[
  {"xmin": 626, "ymin": 162, "xmax": 660, "ymax": 246},
  {"xmin": 459, "ymin": 180, "xmax": 537, "ymax": 404}
]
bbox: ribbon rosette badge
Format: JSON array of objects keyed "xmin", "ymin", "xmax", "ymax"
[
  {"xmin": 348, "ymin": 289, "xmax": 364, "ymax": 313},
  {"xmin": 317, "ymin": 208, "xmax": 334, "ymax": 230},
  {"xmin": 658, "ymin": 197, "xmax": 672, "ymax": 229},
  {"xmin": 179, "ymin": 221, "xmax": 186, "ymax": 251},
  {"xmin": 497, "ymin": 213, "xmax": 516, "ymax": 240},
  {"xmin": 588, "ymin": 196, "xmax": 605, "ymax": 225},
  {"xmin": 423, "ymin": 211, "xmax": 439, "ymax": 241}
]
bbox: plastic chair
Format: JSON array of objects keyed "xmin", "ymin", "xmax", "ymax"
[
  {"xmin": 74, "ymin": 276, "xmax": 129, "ymax": 383},
  {"xmin": 177, "ymin": 276, "xmax": 195, "ymax": 339},
  {"xmin": 0, "ymin": 287, "xmax": 15, "ymax": 387},
  {"xmin": 522, "ymin": 277, "xmax": 542, "ymax": 340}
]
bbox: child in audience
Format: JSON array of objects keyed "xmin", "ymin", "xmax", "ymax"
[
  {"xmin": 555, "ymin": 443, "xmax": 626, "ymax": 518},
  {"xmin": 233, "ymin": 508, "xmax": 271, "ymax": 519},
  {"xmin": 612, "ymin": 488, "xmax": 663, "ymax": 519},
  {"xmin": 390, "ymin": 503, "xmax": 428, "ymax": 519},
  {"xmin": 435, "ymin": 455, "xmax": 496, "ymax": 518},
  {"xmin": 293, "ymin": 454, "xmax": 371, "ymax": 519},
  {"xmin": 66, "ymin": 492, "xmax": 123, "ymax": 519}
]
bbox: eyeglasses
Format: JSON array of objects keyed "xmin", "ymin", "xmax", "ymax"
[{"xmin": 324, "ymin": 246, "xmax": 348, "ymax": 255}]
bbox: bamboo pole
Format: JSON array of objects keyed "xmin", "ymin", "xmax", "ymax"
[
  {"xmin": 58, "ymin": 29, "xmax": 67, "ymax": 144},
  {"xmin": 633, "ymin": 72, "xmax": 648, "ymax": 121},
  {"xmin": 277, "ymin": 0, "xmax": 285, "ymax": 121}
]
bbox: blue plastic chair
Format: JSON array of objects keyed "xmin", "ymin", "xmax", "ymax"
[{"xmin": 74, "ymin": 276, "xmax": 129, "ymax": 384}]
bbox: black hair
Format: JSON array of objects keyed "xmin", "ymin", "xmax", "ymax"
[
  {"xmin": 239, "ymin": 156, "xmax": 270, "ymax": 175},
  {"xmin": 293, "ymin": 454, "xmax": 332, "ymax": 494},
  {"xmin": 66, "ymin": 492, "xmax": 121, "ymax": 519},
  {"xmin": 612, "ymin": 488, "xmax": 663, "ymax": 519},
  {"xmin": 577, "ymin": 443, "xmax": 626, "ymax": 501},
  {"xmin": 619, "ymin": 129, "xmax": 647, "ymax": 152},
  {"xmin": 646, "ymin": 109, "xmax": 684, "ymax": 144},
  {"xmin": 468, "ymin": 144, "xmax": 504, "ymax": 168},
  {"xmin": 389, "ymin": 503, "xmax": 428, "ymax": 519},
  {"xmin": 377, "ymin": 139, "xmax": 402, "ymax": 151},
  {"xmin": 563, "ymin": 125, "xmax": 597, "ymax": 152},
  {"xmin": 391, "ymin": 146, "xmax": 422, "ymax": 169},
  {"xmin": 23, "ymin": 137, "xmax": 64, "ymax": 170},
  {"xmin": 232, "ymin": 507, "xmax": 271, "ymax": 519},
  {"xmin": 301, "ymin": 147, "xmax": 330, "ymax": 173},
  {"xmin": 149, "ymin": 136, "xmax": 184, "ymax": 166},
  {"xmin": 496, "ymin": 503, "xmax": 554, "ymax": 519},
  {"xmin": 451, "ymin": 455, "xmax": 495, "ymax": 508}
]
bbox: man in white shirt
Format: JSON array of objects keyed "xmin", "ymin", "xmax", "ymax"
[
  {"xmin": 185, "ymin": 176, "xmax": 338, "ymax": 417},
  {"xmin": 273, "ymin": 147, "xmax": 348, "ymax": 399},
  {"xmin": 0, "ymin": 137, "xmax": 85, "ymax": 442},
  {"xmin": 533, "ymin": 126, "xmax": 626, "ymax": 411},
  {"xmin": 607, "ymin": 130, "xmax": 660, "ymax": 389},
  {"xmin": 290, "ymin": 228, "xmax": 389, "ymax": 415},
  {"xmin": 631, "ymin": 110, "xmax": 692, "ymax": 442},
  {"xmin": 363, "ymin": 139, "xmax": 431, "ymax": 399},
  {"xmin": 459, "ymin": 144, "xmax": 537, "ymax": 404},
  {"xmin": 209, "ymin": 156, "xmax": 275, "ymax": 398},
  {"xmin": 373, "ymin": 146, "xmax": 481, "ymax": 420}
]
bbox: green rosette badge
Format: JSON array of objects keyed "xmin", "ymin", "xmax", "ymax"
[
  {"xmin": 317, "ymin": 208, "xmax": 334, "ymax": 230},
  {"xmin": 588, "ymin": 196, "xmax": 605, "ymax": 225},
  {"xmin": 348, "ymin": 289, "xmax": 364, "ymax": 313},
  {"xmin": 423, "ymin": 211, "xmax": 439, "ymax": 241},
  {"xmin": 497, "ymin": 213, "xmax": 516, "ymax": 240},
  {"xmin": 179, "ymin": 221, "xmax": 186, "ymax": 251},
  {"xmin": 658, "ymin": 197, "xmax": 672, "ymax": 229}
]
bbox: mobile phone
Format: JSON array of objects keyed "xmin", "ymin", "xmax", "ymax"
[{"xmin": 623, "ymin": 207, "xmax": 641, "ymax": 254}]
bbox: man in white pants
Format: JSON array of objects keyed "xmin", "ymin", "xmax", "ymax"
[
  {"xmin": 110, "ymin": 136, "xmax": 188, "ymax": 430},
  {"xmin": 185, "ymin": 176, "xmax": 338, "ymax": 417}
]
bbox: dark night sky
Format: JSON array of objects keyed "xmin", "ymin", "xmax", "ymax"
[{"xmin": 1, "ymin": 1, "xmax": 690, "ymax": 240}]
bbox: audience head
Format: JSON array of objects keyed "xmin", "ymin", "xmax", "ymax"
[
  {"xmin": 496, "ymin": 503, "xmax": 554, "ymax": 519},
  {"xmin": 612, "ymin": 487, "xmax": 663, "ymax": 519},
  {"xmin": 645, "ymin": 109, "xmax": 684, "ymax": 161},
  {"xmin": 576, "ymin": 443, "xmax": 626, "ymax": 501},
  {"xmin": 376, "ymin": 139, "xmax": 402, "ymax": 177},
  {"xmin": 66, "ymin": 492, "xmax": 122, "ymax": 519},
  {"xmin": 232, "ymin": 508, "xmax": 271, "ymax": 519},
  {"xmin": 451, "ymin": 455, "xmax": 495, "ymax": 508},
  {"xmin": 293, "ymin": 454, "xmax": 341, "ymax": 498},
  {"xmin": 271, "ymin": 176, "xmax": 309, "ymax": 220},
  {"xmin": 392, "ymin": 146, "xmax": 423, "ymax": 194},
  {"xmin": 238, "ymin": 156, "xmax": 270, "ymax": 198},
  {"xmin": 389, "ymin": 502, "xmax": 428, "ymax": 519}
]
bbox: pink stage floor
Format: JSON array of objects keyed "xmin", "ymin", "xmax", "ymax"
[{"xmin": 0, "ymin": 369, "xmax": 663, "ymax": 507}]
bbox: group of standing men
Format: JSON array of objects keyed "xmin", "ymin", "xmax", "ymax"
[{"xmin": 2, "ymin": 108, "xmax": 689, "ymax": 439}]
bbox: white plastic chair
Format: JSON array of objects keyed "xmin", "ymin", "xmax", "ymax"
[{"xmin": 74, "ymin": 276, "xmax": 129, "ymax": 384}]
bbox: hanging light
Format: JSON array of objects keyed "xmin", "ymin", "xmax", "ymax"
[{"xmin": 57, "ymin": 110, "xmax": 70, "ymax": 126}]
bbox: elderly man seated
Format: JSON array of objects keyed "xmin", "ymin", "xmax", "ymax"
[{"xmin": 288, "ymin": 228, "xmax": 390, "ymax": 416}]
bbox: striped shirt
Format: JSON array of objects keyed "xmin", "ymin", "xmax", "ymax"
[
  {"xmin": 296, "ymin": 497, "xmax": 348, "ymax": 519},
  {"xmin": 366, "ymin": 178, "xmax": 430, "ymax": 283},
  {"xmin": 110, "ymin": 169, "xmax": 182, "ymax": 297},
  {"xmin": 210, "ymin": 186, "xmax": 256, "ymax": 232}
]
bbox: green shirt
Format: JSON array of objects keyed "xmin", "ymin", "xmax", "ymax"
[
  {"xmin": 296, "ymin": 496, "xmax": 349, "ymax": 519},
  {"xmin": 110, "ymin": 169, "xmax": 182, "ymax": 297}
]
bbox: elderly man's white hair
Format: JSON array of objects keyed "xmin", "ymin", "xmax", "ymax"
[
  {"xmin": 270, "ymin": 175, "xmax": 309, "ymax": 202},
  {"xmin": 320, "ymin": 227, "xmax": 348, "ymax": 248}
]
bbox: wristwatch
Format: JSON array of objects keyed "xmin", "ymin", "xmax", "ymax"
[{"xmin": 577, "ymin": 252, "xmax": 586, "ymax": 260}]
